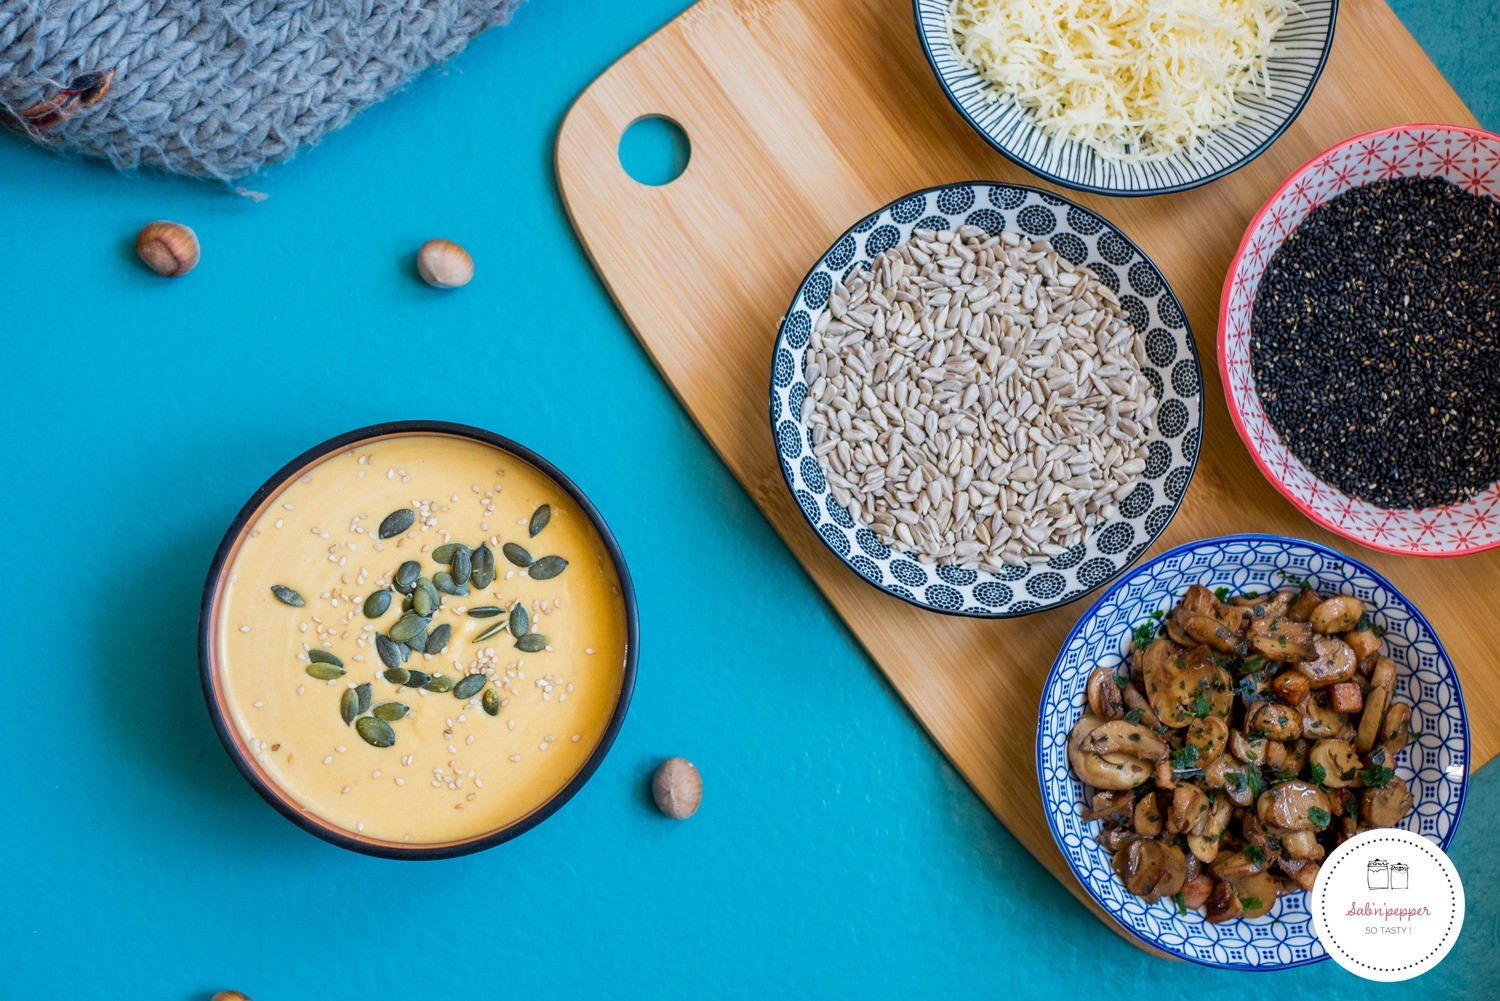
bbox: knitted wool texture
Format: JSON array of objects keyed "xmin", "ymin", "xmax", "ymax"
[{"xmin": 0, "ymin": 0, "xmax": 522, "ymax": 180}]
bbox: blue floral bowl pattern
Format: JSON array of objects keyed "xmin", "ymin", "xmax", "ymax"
[
  {"xmin": 770, "ymin": 182, "xmax": 1203, "ymax": 617},
  {"xmin": 1037, "ymin": 534, "xmax": 1469, "ymax": 970},
  {"xmin": 913, "ymin": 0, "xmax": 1338, "ymax": 196}
]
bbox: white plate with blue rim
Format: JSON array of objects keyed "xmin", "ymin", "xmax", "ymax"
[
  {"xmin": 912, "ymin": 0, "xmax": 1338, "ymax": 196},
  {"xmin": 770, "ymin": 181, "xmax": 1204, "ymax": 617},
  {"xmin": 1037, "ymin": 534, "xmax": 1469, "ymax": 970}
]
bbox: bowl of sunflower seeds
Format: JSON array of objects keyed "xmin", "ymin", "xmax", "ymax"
[{"xmin": 769, "ymin": 181, "xmax": 1203, "ymax": 616}]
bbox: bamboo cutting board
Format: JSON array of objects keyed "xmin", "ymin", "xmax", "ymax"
[{"xmin": 558, "ymin": 0, "xmax": 1499, "ymax": 953}]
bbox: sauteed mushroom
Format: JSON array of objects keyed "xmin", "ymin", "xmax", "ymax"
[{"xmin": 1070, "ymin": 581, "xmax": 1417, "ymax": 924}]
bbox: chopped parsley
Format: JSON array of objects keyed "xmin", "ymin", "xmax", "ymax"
[
  {"xmin": 1369, "ymin": 745, "xmax": 1388, "ymax": 767},
  {"xmin": 1246, "ymin": 767, "xmax": 1264, "ymax": 796},
  {"xmin": 1132, "ymin": 621, "xmax": 1158, "ymax": 650},
  {"xmin": 1309, "ymin": 762, "xmax": 1327, "ymax": 787},
  {"xmin": 1265, "ymin": 768, "xmax": 1294, "ymax": 784},
  {"xmin": 1170, "ymin": 745, "xmax": 1200, "ymax": 770},
  {"xmin": 1308, "ymin": 806, "xmax": 1331, "ymax": 830},
  {"xmin": 1113, "ymin": 673, "xmax": 1130, "ymax": 691},
  {"xmin": 1186, "ymin": 689, "xmax": 1214, "ymax": 718},
  {"xmin": 1354, "ymin": 613, "xmax": 1386, "ymax": 637},
  {"xmin": 1174, "ymin": 891, "xmax": 1187, "ymax": 916},
  {"xmin": 1245, "ymin": 844, "xmax": 1267, "ymax": 865},
  {"xmin": 1236, "ymin": 654, "xmax": 1266, "ymax": 675},
  {"xmin": 1124, "ymin": 708, "xmax": 1145, "ymax": 724},
  {"xmin": 1150, "ymin": 609, "xmax": 1166, "ymax": 620},
  {"xmin": 1362, "ymin": 766, "xmax": 1395, "ymax": 788},
  {"xmin": 1241, "ymin": 896, "xmax": 1265, "ymax": 910},
  {"xmin": 1225, "ymin": 771, "xmax": 1246, "ymax": 791},
  {"xmin": 1348, "ymin": 797, "xmax": 1360, "ymax": 823},
  {"xmin": 1214, "ymin": 586, "xmax": 1231, "ymax": 602}
]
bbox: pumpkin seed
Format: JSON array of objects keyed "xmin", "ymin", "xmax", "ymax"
[
  {"xmin": 413, "ymin": 577, "xmax": 439, "ymax": 616},
  {"xmin": 271, "ymin": 585, "xmax": 305, "ymax": 607},
  {"xmin": 424, "ymin": 673, "xmax": 456, "ymax": 693},
  {"xmin": 406, "ymin": 629, "xmax": 428, "ymax": 655},
  {"xmin": 356, "ymin": 716, "xmax": 396, "ymax": 748},
  {"xmin": 529, "ymin": 504, "xmax": 551, "ymax": 537},
  {"xmin": 393, "ymin": 560, "xmax": 421, "ymax": 593},
  {"xmin": 355, "ymin": 683, "xmax": 372, "ymax": 716},
  {"xmin": 373, "ymin": 702, "xmax": 409, "ymax": 721},
  {"xmin": 378, "ymin": 508, "xmax": 416, "ymax": 539},
  {"xmin": 425, "ymin": 623, "xmax": 451, "ymax": 654},
  {"xmin": 389, "ymin": 612, "xmax": 428, "ymax": 644},
  {"xmin": 451, "ymin": 547, "xmax": 472, "ymax": 584},
  {"xmin": 453, "ymin": 674, "xmax": 487, "ymax": 699},
  {"xmin": 470, "ymin": 544, "xmax": 495, "ymax": 588},
  {"xmin": 382, "ymin": 667, "xmax": 411, "ymax": 686},
  {"xmin": 528, "ymin": 555, "xmax": 568, "ymax": 580},
  {"xmin": 482, "ymin": 688, "xmax": 500, "ymax": 716},
  {"xmin": 363, "ymin": 589, "xmax": 392, "ymax": 618},
  {"xmin": 475, "ymin": 621, "xmax": 508, "ymax": 642},
  {"xmin": 502, "ymin": 542, "xmax": 533, "ymax": 567},
  {"xmin": 468, "ymin": 605, "xmax": 504, "ymax": 618},
  {"xmin": 403, "ymin": 670, "xmax": 432, "ymax": 689},
  {"xmin": 376, "ymin": 633, "xmax": 405, "ymax": 669},
  {"xmin": 340, "ymin": 688, "xmax": 359, "ymax": 725},
  {"xmin": 509, "ymin": 603, "xmax": 530, "ymax": 638},
  {"xmin": 308, "ymin": 649, "xmax": 344, "ymax": 667},
  {"xmin": 433, "ymin": 570, "xmax": 469, "ymax": 596},
  {"xmin": 306, "ymin": 663, "xmax": 345, "ymax": 681},
  {"xmin": 515, "ymin": 633, "xmax": 548, "ymax": 653},
  {"xmin": 432, "ymin": 542, "xmax": 469, "ymax": 564}
]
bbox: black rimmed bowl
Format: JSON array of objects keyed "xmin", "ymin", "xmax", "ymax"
[
  {"xmin": 198, "ymin": 421, "xmax": 638, "ymax": 859},
  {"xmin": 913, "ymin": 0, "xmax": 1338, "ymax": 196},
  {"xmin": 769, "ymin": 181, "xmax": 1204, "ymax": 617}
]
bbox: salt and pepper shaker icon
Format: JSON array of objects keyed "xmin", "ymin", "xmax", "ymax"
[
  {"xmin": 1390, "ymin": 862, "xmax": 1410, "ymax": 889},
  {"xmin": 1367, "ymin": 858, "xmax": 1389, "ymax": 889}
]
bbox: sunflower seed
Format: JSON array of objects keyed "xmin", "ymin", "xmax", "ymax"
[
  {"xmin": 378, "ymin": 508, "xmax": 415, "ymax": 539},
  {"xmin": 356, "ymin": 716, "xmax": 396, "ymax": 748},
  {"xmin": 271, "ymin": 585, "xmax": 304, "ymax": 607}
]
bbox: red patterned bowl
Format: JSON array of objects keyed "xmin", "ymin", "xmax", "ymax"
[{"xmin": 1220, "ymin": 123, "xmax": 1500, "ymax": 557}]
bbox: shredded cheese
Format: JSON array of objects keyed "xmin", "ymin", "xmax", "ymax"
[{"xmin": 949, "ymin": 0, "xmax": 1297, "ymax": 162}]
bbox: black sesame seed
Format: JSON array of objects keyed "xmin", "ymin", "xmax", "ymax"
[{"xmin": 1250, "ymin": 176, "xmax": 1500, "ymax": 509}]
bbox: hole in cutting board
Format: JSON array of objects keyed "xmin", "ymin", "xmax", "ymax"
[{"xmin": 618, "ymin": 116, "xmax": 690, "ymax": 186}]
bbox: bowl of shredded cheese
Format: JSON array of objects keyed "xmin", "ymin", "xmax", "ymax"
[{"xmin": 915, "ymin": 0, "xmax": 1337, "ymax": 196}]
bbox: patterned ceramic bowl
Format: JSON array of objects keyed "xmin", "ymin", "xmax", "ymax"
[
  {"xmin": 1221, "ymin": 124, "xmax": 1500, "ymax": 556},
  {"xmin": 912, "ymin": 0, "xmax": 1337, "ymax": 196},
  {"xmin": 770, "ymin": 181, "xmax": 1204, "ymax": 617},
  {"xmin": 1038, "ymin": 534, "xmax": 1469, "ymax": 970}
]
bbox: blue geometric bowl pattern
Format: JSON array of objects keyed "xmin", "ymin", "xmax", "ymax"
[
  {"xmin": 913, "ymin": 0, "xmax": 1338, "ymax": 196},
  {"xmin": 1037, "ymin": 534, "xmax": 1469, "ymax": 970},
  {"xmin": 770, "ymin": 182, "xmax": 1203, "ymax": 617}
]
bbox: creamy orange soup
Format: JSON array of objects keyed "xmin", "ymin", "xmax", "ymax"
[{"xmin": 214, "ymin": 433, "xmax": 628, "ymax": 845}]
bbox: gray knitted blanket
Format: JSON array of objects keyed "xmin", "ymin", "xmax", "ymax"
[{"xmin": 0, "ymin": 0, "xmax": 522, "ymax": 180}]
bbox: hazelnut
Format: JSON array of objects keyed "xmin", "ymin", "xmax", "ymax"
[
  {"xmin": 212, "ymin": 992, "xmax": 251, "ymax": 1001},
  {"xmin": 651, "ymin": 757, "xmax": 702, "ymax": 819},
  {"xmin": 136, "ymin": 221, "xmax": 199, "ymax": 277},
  {"xmin": 416, "ymin": 238, "xmax": 473, "ymax": 288}
]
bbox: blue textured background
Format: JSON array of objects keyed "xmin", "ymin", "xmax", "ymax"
[{"xmin": 3, "ymin": 2, "xmax": 1495, "ymax": 997}]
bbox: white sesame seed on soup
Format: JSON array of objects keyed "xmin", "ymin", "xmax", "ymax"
[{"xmin": 212, "ymin": 433, "xmax": 628, "ymax": 845}]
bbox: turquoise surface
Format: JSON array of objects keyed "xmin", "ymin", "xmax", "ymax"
[{"xmin": 4, "ymin": 1, "xmax": 1495, "ymax": 997}]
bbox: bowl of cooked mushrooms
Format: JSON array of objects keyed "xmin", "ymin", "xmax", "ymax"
[{"xmin": 1037, "ymin": 534, "xmax": 1468, "ymax": 969}]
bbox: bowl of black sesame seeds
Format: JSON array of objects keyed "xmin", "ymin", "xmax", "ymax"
[{"xmin": 1221, "ymin": 124, "xmax": 1500, "ymax": 556}]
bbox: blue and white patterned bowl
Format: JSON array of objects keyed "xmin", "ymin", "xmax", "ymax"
[
  {"xmin": 770, "ymin": 181, "xmax": 1203, "ymax": 617},
  {"xmin": 913, "ymin": 0, "xmax": 1338, "ymax": 196},
  {"xmin": 1038, "ymin": 534, "xmax": 1469, "ymax": 970}
]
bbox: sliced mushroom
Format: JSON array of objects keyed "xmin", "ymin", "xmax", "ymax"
[
  {"xmin": 1361, "ymin": 777, "xmax": 1414, "ymax": 829},
  {"xmin": 1381, "ymin": 701, "xmax": 1413, "ymax": 756},
  {"xmin": 1249, "ymin": 617, "xmax": 1317, "ymax": 662},
  {"xmin": 1285, "ymin": 859, "xmax": 1320, "ymax": 893},
  {"xmin": 1082, "ymin": 789, "xmax": 1136, "ymax": 824},
  {"xmin": 1150, "ymin": 843, "xmax": 1189, "ymax": 900},
  {"xmin": 1173, "ymin": 610, "xmax": 1244, "ymax": 654},
  {"xmin": 1185, "ymin": 795, "xmax": 1233, "ymax": 863},
  {"xmin": 1134, "ymin": 793, "xmax": 1163, "ymax": 837},
  {"xmin": 1309, "ymin": 595, "xmax": 1365, "ymax": 634},
  {"xmin": 1086, "ymin": 667, "xmax": 1127, "ymax": 719},
  {"xmin": 1204, "ymin": 753, "xmax": 1254, "ymax": 807},
  {"xmin": 1299, "ymin": 694, "xmax": 1348, "ymax": 740},
  {"xmin": 1308, "ymin": 739, "xmax": 1363, "ymax": 788},
  {"xmin": 1204, "ymin": 879, "xmax": 1243, "ymax": 924},
  {"xmin": 1112, "ymin": 837, "xmax": 1165, "ymax": 896},
  {"xmin": 1181, "ymin": 873, "xmax": 1214, "ymax": 910},
  {"xmin": 1233, "ymin": 871, "xmax": 1278, "ymax": 919},
  {"xmin": 1229, "ymin": 731, "xmax": 1267, "ymax": 765},
  {"xmin": 1212, "ymin": 849, "xmax": 1266, "ymax": 882},
  {"xmin": 1287, "ymin": 587, "xmax": 1324, "ymax": 622},
  {"xmin": 1257, "ymin": 780, "xmax": 1331, "ymax": 833},
  {"xmin": 1354, "ymin": 657, "xmax": 1397, "ymax": 754},
  {"xmin": 1140, "ymin": 639, "xmax": 1232, "ymax": 728},
  {"xmin": 1167, "ymin": 784, "xmax": 1211, "ymax": 836},
  {"xmin": 1246, "ymin": 701, "xmax": 1301, "ymax": 741},
  {"xmin": 1295, "ymin": 636, "xmax": 1358, "ymax": 688},
  {"xmin": 1186, "ymin": 715, "xmax": 1228, "ymax": 763},
  {"xmin": 1282, "ymin": 829, "xmax": 1326, "ymax": 861},
  {"xmin": 1067, "ymin": 715, "xmax": 1167, "ymax": 790},
  {"xmin": 1097, "ymin": 827, "xmax": 1138, "ymax": 852},
  {"xmin": 1121, "ymin": 686, "xmax": 1163, "ymax": 730}
]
